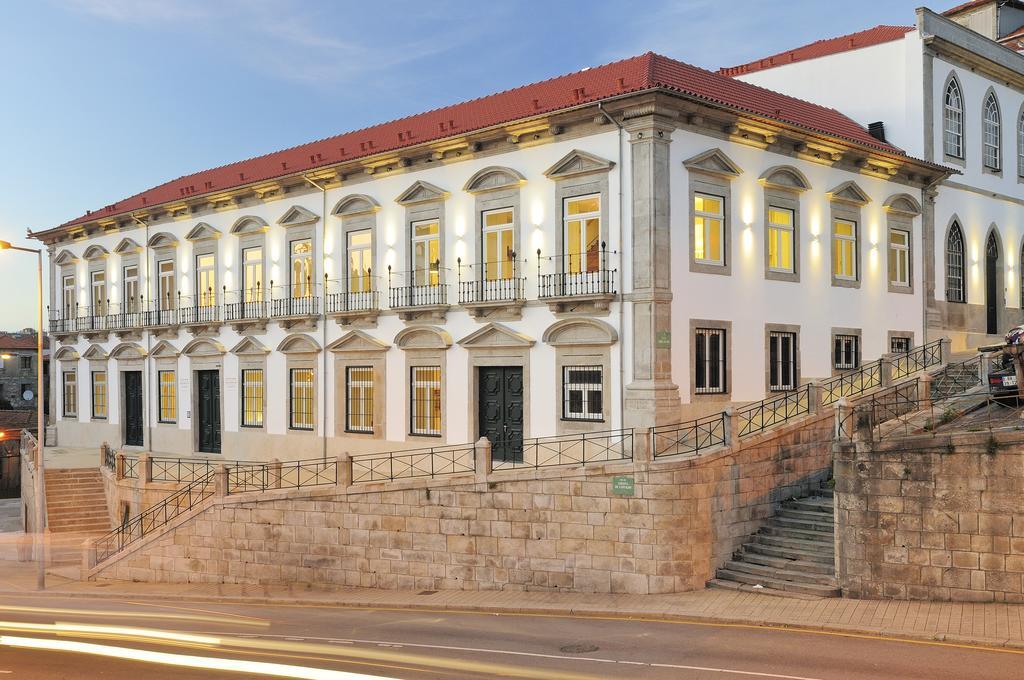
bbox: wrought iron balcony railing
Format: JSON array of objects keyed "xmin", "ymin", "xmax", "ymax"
[
  {"xmin": 325, "ymin": 276, "xmax": 380, "ymax": 314},
  {"xmin": 269, "ymin": 282, "xmax": 320, "ymax": 318},
  {"xmin": 536, "ymin": 245, "xmax": 617, "ymax": 298},
  {"xmin": 223, "ymin": 287, "xmax": 268, "ymax": 322}
]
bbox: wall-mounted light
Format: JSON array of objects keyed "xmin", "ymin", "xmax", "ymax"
[
  {"xmin": 741, "ymin": 226, "xmax": 754, "ymax": 256},
  {"xmin": 531, "ymin": 200, "xmax": 545, "ymax": 227},
  {"xmin": 454, "ymin": 214, "xmax": 467, "ymax": 238},
  {"xmin": 454, "ymin": 239, "xmax": 466, "ymax": 261}
]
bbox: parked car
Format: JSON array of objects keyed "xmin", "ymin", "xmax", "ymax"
[{"xmin": 987, "ymin": 351, "xmax": 1018, "ymax": 396}]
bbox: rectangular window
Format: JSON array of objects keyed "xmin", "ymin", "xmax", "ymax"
[
  {"xmin": 768, "ymin": 331, "xmax": 797, "ymax": 392},
  {"xmin": 91, "ymin": 371, "xmax": 107, "ymax": 419},
  {"xmin": 562, "ymin": 365, "xmax": 604, "ymax": 421},
  {"xmin": 347, "ymin": 230, "xmax": 373, "ymax": 293},
  {"xmin": 290, "ymin": 238, "xmax": 313, "ymax": 297},
  {"xmin": 888, "ymin": 228, "xmax": 910, "ymax": 287},
  {"xmin": 62, "ymin": 275, "xmax": 76, "ymax": 317},
  {"xmin": 564, "ymin": 196, "xmax": 601, "ymax": 274},
  {"xmin": 288, "ymin": 368, "xmax": 314, "ymax": 431},
  {"xmin": 19, "ymin": 356, "xmax": 31, "ymax": 371},
  {"xmin": 833, "ymin": 334, "xmax": 859, "ymax": 370},
  {"xmin": 158, "ymin": 259, "xmax": 175, "ymax": 309},
  {"xmin": 767, "ymin": 207, "xmax": 795, "ymax": 273},
  {"xmin": 158, "ymin": 370, "xmax": 176, "ymax": 423},
  {"xmin": 410, "ymin": 366, "xmax": 442, "ymax": 436},
  {"xmin": 63, "ymin": 372, "xmax": 77, "ymax": 417},
  {"xmin": 241, "ymin": 368, "xmax": 264, "ymax": 428},
  {"xmin": 412, "ymin": 220, "xmax": 440, "ymax": 286},
  {"xmin": 123, "ymin": 265, "xmax": 139, "ymax": 311},
  {"xmin": 695, "ymin": 328, "xmax": 727, "ymax": 394},
  {"xmin": 890, "ymin": 336, "xmax": 911, "ymax": 354},
  {"xmin": 196, "ymin": 254, "xmax": 216, "ymax": 307},
  {"xmin": 694, "ymin": 193, "xmax": 725, "ymax": 265},
  {"xmin": 91, "ymin": 270, "xmax": 106, "ymax": 314},
  {"xmin": 483, "ymin": 208, "xmax": 515, "ymax": 280},
  {"xmin": 833, "ymin": 219, "xmax": 858, "ymax": 281},
  {"xmin": 345, "ymin": 366, "xmax": 374, "ymax": 434},
  {"xmin": 242, "ymin": 246, "xmax": 263, "ymax": 302}
]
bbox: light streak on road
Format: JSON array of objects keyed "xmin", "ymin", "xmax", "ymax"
[{"xmin": 0, "ymin": 603, "xmax": 267, "ymax": 627}]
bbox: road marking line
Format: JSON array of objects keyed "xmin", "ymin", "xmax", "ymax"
[
  {"xmin": 117, "ymin": 600, "xmax": 267, "ymax": 625},
  {"xmin": 649, "ymin": 663, "xmax": 823, "ymax": 680}
]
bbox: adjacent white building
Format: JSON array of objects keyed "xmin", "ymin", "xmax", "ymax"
[
  {"xmin": 724, "ymin": 1, "xmax": 1024, "ymax": 350},
  {"xmin": 31, "ymin": 53, "xmax": 947, "ymax": 459}
]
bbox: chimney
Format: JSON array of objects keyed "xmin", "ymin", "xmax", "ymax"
[{"xmin": 867, "ymin": 121, "xmax": 886, "ymax": 143}]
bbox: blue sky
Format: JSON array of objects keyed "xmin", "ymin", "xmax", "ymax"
[{"xmin": 0, "ymin": 0, "xmax": 941, "ymax": 330}]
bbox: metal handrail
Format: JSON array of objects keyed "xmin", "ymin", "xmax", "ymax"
[
  {"xmin": 223, "ymin": 287, "xmax": 268, "ymax": 322},
  {"xmin": 227, "ymin": 457, "xmax": 337, "ymax": 493},
  {"xmin": 536, "ymin": 245, "xmax": 617, "ymax": 298},
  {"xmin": 888, "ymin": 339, "xmax": 944, "ymax": 381},
  {"xmin": 821, "ymin": 360, "xmax": 882, "ymax": 406},
  {"xmin": 490, "ymin": 428, "xmax": 633, "ymax": 469},
  {"xmin": 651, "ymin": 414, "xmax": 727, "ymax": 458},
  {"xmin": 325, "ymin": 277, "xmax": 379, "ymax": 314},
  {"xmin": 737, "ymin": 385, "xmax": 812, "ymax": 437},
  {"xmin": 352, "ymin": 443, "xmax": 475, "ymax": 483},
  {"xmin": 269, "ymin": 283, "xmax": 320, "ymax": 317}
]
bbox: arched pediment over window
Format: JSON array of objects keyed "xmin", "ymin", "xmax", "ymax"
[
  {"xmin": 463, "ymin": 166, "xmax": 526, "ymax": 194},
  {"xmin": 110, "ymin": 342, "xmax": 146, "ymax": 361},
  {"xmin": 457, "ymin": 322, "xmax": 534, "ymax": 348},
  {"xmin": 182, "ymin": 337, "xmax": 226, "ymax": 357},
  {"xmin": 83, "ymin": 245, "xmax": 109, "ymax": 260},
  {"xmin": 54, "ymin": 346, "xmax": 80, "ymax": 362},
  {"xmin": 541, "ymin": 318, "xmax": 618, "ymax": 346},
  {"xmin": 230, "ymin": 215, "xmax": 269, "ymax": 235},
  {"xmin": 883, "ymin": 193, "xmax": 922, "ymax": 216},
  {"xmin": 827, "ymin": 181, "xmax": 871, "ymax": 206},
  {"xmin": 758, "ymin": 165, "xmax": 810, "ymax": 192},
  {"xmin": 394, "ymin": 325, "xmax": 452, "ymax": 350},
  {"xmin": 275, "ymin": 333, "xmax": 321, "ymax": 354},
  {"xmin": 332, "ymin": 194, "xmax": 381, "ymax": 217},
  {"xmin": 148, "ymin": 232, "xmax": 179, "ymax": 249}
]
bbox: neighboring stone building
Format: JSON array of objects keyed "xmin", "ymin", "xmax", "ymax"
[
  {"xmin": 30, "ymin": 53, "xmax": 948, "ymax": 459},
  {"xmin": 0, "ymin": 330, "xmax": 47, "ymax": 412},
  {"xmin": 723, "ymin": 2, "xmax": 1024, "ymax": 350}
]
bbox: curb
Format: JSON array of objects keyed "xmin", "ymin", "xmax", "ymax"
[{"xmin": 2, "ymin": 587, "xmax": 1023, "ymax": 653}]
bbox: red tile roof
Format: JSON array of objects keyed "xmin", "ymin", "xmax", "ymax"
[
  {"xmin": 47, "ymin": 52, "xmax": 908, "ymax": 235},
  {"xmin": 0, "ymin": 410, "xmax": 36, "ymax": 437},
  {"xmin": 944, "ymin": 0, "xmax": 997, "ymax": 16},
  {"xmin": 718, "ymin": 25, "xmax": 914, "ymax": 77},
  {"xmin": 0, "ymin": 333, "xmax": 48, "ymax": 351}
]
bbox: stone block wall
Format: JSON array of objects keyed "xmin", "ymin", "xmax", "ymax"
[{"xmin": 835, "ymin": 431, "xmax": 1024, "ymax": 602}]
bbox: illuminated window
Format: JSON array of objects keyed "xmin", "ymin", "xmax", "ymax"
[
  {"xmin": 943, "ymin": 77, "xmax": 963, "ymax": 158},
  {"xmin": 290, "ymin": 238, "xmax": 313, "ymax": 298},
  {"xmin": 411, "ymin": 221, "xmax": 440, "ymax": 286},
  {"xmin": 242, "ymin": 246, "xmax": 263, "ymax": 302},
  {"xmin": 833, "ymin": 219, "xmax": 858, "ymax": 281},
  {"xmin": 122, "ymin": 265, "xmax": 139, "ymax": 312},
  {"xmin": 833, "ymin": 334, "xmax": 859, "ymax": 370},
  {"xmin": 695, "ymin": 328, "xmax": 726, "ymax": 394},
  {"xmin": 768, "ymin": 331, "xmax": 797, "ymax": 391},
  {"xmin": 888, "ymin": 228, "xmax": 910, "ymax": 287},
  {"xmin": 946, "ymin": 222, "xmax": 965, "ymax": 303},
  {"xmin": 241, "ymin": 368, "xmax": 264, "ymax": 428},
  {"xmin": 91, "ymin": 371, "xmax": 107, "ymax": 420},
  {"xmin": 62, "ymin": 371, "xmax": 77, "ymax": 417},
  {"xmin": 1018, "ymin": 110, "xmax": 1024, "ymax": 178},
  {"xmin": 348, "ymin": 230, "xmax": 373, "ymax": 293},
  {"xmin": 564, "ymin": 196, "xmax": 600, "ymax": 274},
  {"xmin": 61, "ymin": 275, "xmax": 76, "ymax": 318},
  {"xmin": 158, "ymin": 370, "xmax": 176, "ymax": 423},
  {"xmin": 482, "ymin": 208, "xmax": 515, "ymax": 280},
  {"xmin": 410, "ymin": 366, "xmax": 442, "ymax": 436},
  {"xmin": 90, "ymin": 270, "xmax": 106, "ymax": 314},
  {"xmin": 767, "ymin": 206, "xmax": 795, "ymax": 273},
  {"xmin": 196, "ymin": 254, "xmax": 216, "ymax": 307},
  {"xmin": 345, "ymin": 366, "xmax": 374, "ymax": 434},
  {"xmin": 157, "ymin": 259, "xmax": 175, "ymax": 310},
  {"xmin": 289, "ymin": 368, "xmax": 314, "ymax": 431},
  {"xmin": 983, "ymin": 92, "xmax": 1001, "ymax": 170},
  {"xmin": 694, "ymin": 193, "xmax": 724, "ymax": 265}
]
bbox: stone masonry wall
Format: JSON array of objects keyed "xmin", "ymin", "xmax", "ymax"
[
  {"xmin": 90, "ymin": 412, "xmax": 833, "ymax": 593},
  {"xmin": 835, "ymin": 431, "xmax": 1024, "ymax": 602}
]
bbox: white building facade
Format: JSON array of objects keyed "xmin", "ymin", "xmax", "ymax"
[
  {"xmin": 727, "ymin": 2, "xmax": 1024, "ymax": 350},
  {"xmin": 33, "ymin": 54, "xmax": 946, "ymax": 460}
]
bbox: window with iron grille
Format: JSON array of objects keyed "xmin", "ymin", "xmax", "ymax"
[
  {"xmin": 946, "ymin": 222, "xmax": 965, "ymax": 302},
  {"xmin": 833, "ymin": 334, "xmax": 859, "ymax": 370},
  {"xmin": 694, "ymin": 328, "xmax": 726, "ymax": 394},
  {"xmin": 91, "ymin": 371, "xmax": 107, "ymax": 419},
  {"xmin": 158, "ymin": 370, "xmax": 176, "ymax": 423},
  {"xmin": 62, "ymin": 371, "xmax": 77, "ymax": 417},
  {"xmin": 562, "ymin": 365, "xmax": 603, "ymax": 421},
  {"xmin": 890, "ymin": 336, "xmax": 911, "ymax": 354},
  {"xmin": 241, "ymin": 368, "xmax": 264, "ymax": 428},
  {"xmin": 768, "ymin": 331, "xmax": 797, "ymax": 392},
  {"xmin": 345, "ymin": 366, "xmax": 374, "ymax": 434},
  {"xmin": 410, "ymin": 366, "xmax": 442, "ymax": 436},
  {"xmin": 289, "ymin": 368, "xmax": 314, "ymax": 431}
]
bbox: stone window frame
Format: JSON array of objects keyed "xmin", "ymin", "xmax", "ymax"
[
  {"xmin": 62, "ymin": 369, "xmax": 77, "ymax": 418},
  {"xmin": 55, "ymin": 347, "xmax": 80, "ymax": 419},
  {"xmin": 542, "ymin": 318, "xmax": 617, "ymax": 436},
  {"xmin": 830, "ymin": 326, "xmax": 862, "ymax": 375},
  {"xmin": 332, "ymin": 194, "xmax": 380, "ymax": 296},
  {"xmin": 942, "ymin": 71, "xmax": 966, "ymax": 166},
  {"xmin": 230, "ymin": 216, "xmax": 269, "ymax": 302},
  {"xmin": 150, "ymin": 340, "xmax": 180, "ymax": 427},
  {"xmin": 276, "ymin": 334, "xmax": 321, "ymax": 435},
  {"xmin": 456, "ymin": 322, "xmax": 534, "ymax": 442},
  {"xmin": 760, "ymin": 166, "xmax": 810, "ymax": 283},
  {"xmin": 396, "ymin": 181, "xmax": 448, "ymax": 288},
  {"xmin": 185, "ymin": 225, "xmax": 221, "ymax": 307},
  {"xmin": 764, "ymin": 323, "xmax": 801, "ymax": 393},
  {"xmin": 113, "ymin": 238, "xmax": 142, "ymax": 313},
  {"xmin": 981, "ymin": 87, "xmax": 1003, "ymax": 176},
  {"xmin": 90, "ymin": 369, "xmax": 108, "ymax": 421},
  {"xmin": 945, "ymin": 216, "xmax": 967, "ymax": 303},
  {"xmin": 883, "ymin": 194, "xmax": 921, "ymax": 295},
  {"xmin": 395, "ymin": 326, "xmax": 451, "ymax": 441},
  {"xmin": 828, "ymin": 183, "xmax": 870, "ymax": 289},
  {"xmin": 684, "ymin": 149, "xmax": 742, "ymax": 277},
  {"xmin": 887, "ymin": 330, "xmax": 915, "ymax": 354},
  {"xmin": 84, "ymin": 246, "xmax": 109, "ymax": 314},
  {"xmin": 327, "ymin": 330, "xmax": 390, "ymax": 440},
  {"xmin": 281, "ymin": 226, "xmax": 317, "ymax": 298},
  {"xmin": 689, "ymin": 319, "xmax": 732, "ymax": 402},
  {"xmin": 1017, "ymin": 102, "xmax": 1024, "ymax": 181},
  {"xmin": 148, "ymin": 232, "xmax": 179, "ymax": 311},
  {"xmin": 156, "ymin": 369, "xmax": 177, "ymax": 424},
  {"xmin": 230, "ymin": 337, "xmax": 269, "ymax": 431},
  {"xmin": 181, "ymin": 337, "xmax": 226, "ymax": 454},
  {"xmin": 549, "ymin": 170, "xmax": 611, "ymax": 275},
  {"xmin": 464, "ymin": 166, "xmax": 525, "ymax": 283}
]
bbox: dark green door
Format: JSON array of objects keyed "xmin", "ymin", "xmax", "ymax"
[
  {"xmin": 196, "ymin": 370, "xmax": 221, "ymax": 454},
  {"xmin": 123, "ymin": 371, "xmax": 143, "ymax": 447},
  {"xmin": 478, "ymin": 367, "xmax": 524, "ymax": 462}
]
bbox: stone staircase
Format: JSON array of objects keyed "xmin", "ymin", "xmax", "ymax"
[
  {"xmin": 44, "ymin": 468, "xmax": 111, "ymax": 534},
  {"xmin": 709, "ymin": 485, "xmax": 839, "ymax": 598},
  {"xmin": 929, "ymin": 357, "xmax": 983, "ymax": 401}
]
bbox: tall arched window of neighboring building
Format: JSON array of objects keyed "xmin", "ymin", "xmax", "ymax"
[
  {"xmin": 1017, "ymin": 107, "xmax": 1024, "ymax": 177},
  {"xmin": 983, "ymin": 92, "xmax": 1001, "ymax": 170},
  {"xmin": 946, "ymin": 221, "xmax": 966, "ymax": 303},
  {"xmin": 944, "ymin": 77, "xmax": 964, "ymax": 158}
]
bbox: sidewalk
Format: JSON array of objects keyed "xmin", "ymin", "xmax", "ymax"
[{"xmin": 0, "ymin": 561, "xmax": 1022, "ymax": 652}]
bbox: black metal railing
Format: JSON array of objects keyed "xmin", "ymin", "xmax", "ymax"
[
  {"xmin": 821, "ymin": 360, "xmax": 882, "ymax": 406},
  {"xmin": 177, "ymin": 292, "xmax": 221, "ymax": 325},
  {"xmin": 930, "ymin": 355, "xmax": 983, "ymax": 400},
  {"xmin": 837, "ymin": 378, "xmax": 922, "ymax": 440},
  {"xmin": 269, "ymin": 282, "xmax": 320, "ymax": 317},
  {"xmin": 122, "ymin": 456, "xmax": 139, "ymax": 479},
  {"xmin": 143, "ymin": 295, "xmax": 179, "ymax": 327},
  {"xmin": 49, "ymin": 306, "xmax": 81, "ymax": 334},
  {"xmin": 490, "ymin": 428, "xmax": 633, "ymax": 470},
  {"xmin": 74, "ymin": 305, "xmax": 109, "ymax": 332},
  {"xmin": 352, "ymin": 443, "xmax": 475, "ymax": 483},
  {"xmin": 94, "ymin": 470, "xmax": 215, "ymax": 564},
  {"xmin": 325, "ymin": 277, "xmax": 380, "ymax": 314},
  {"xmin": 457, "ymin": 256, "xmax": 526, "ymax": 304},
  {"xmin": 149, "ymin": 457, "xmax": 236, "ymax": 484},
  {"xmin": 388, "ymin": 282, "xmax": 449, "ymax": 308},
  {"xmin": 227, "ymin": 458, "xmax": 337, "ymax": 493},
  {"xmin": 106, "ymin": 299, "xmax": 144, "ymax": 330},
  {"xmin": 651, "ymin": 414, "xmax": 727, "ymax": 458},
  {"xmin": 889, "ymin": 339, "xmax": 943, "ymax": 381},
  {"xmin": 224, "ymin": 287, "xmax": 268, "ymax": 322},
  {"xmin": 737, "ymin": 385, "xmax": 812, "ymax": 437},
  {"xmin": 838, "ymin": 389, "xmax": 1005, "ymax": 442},
  {"xmin": 537, "ymin": 246, "xmax": 617, "ymax": 298}
]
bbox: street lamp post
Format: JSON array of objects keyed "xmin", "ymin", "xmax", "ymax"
[{"xmin": 0, "ymin": 239, "xmax": 46, "ymax": 590}]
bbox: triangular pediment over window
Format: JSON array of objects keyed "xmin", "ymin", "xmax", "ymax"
[
  {"xmin": 458, "ymin": 322, "xmax": 535, "ymax": 348},
  {"xmin": 230, "ymin": 216, "xmax": 269, "ymax": 235},
  {"xmin": 682, "ymin": 148, "xmax": 743, "ymax": 179},
  {"xmin": 54, "ymin": 346, "xmax": 80, "ymax": 362},
  {"xmin": 53, "ymin": 250, "xmax": 79, "ymax": 266},
  {"xmin": 113, "ymin": 238, "xmax": 142, "ymax": 254},
  {"xmin": 83, "ymin": 245, "xmax": 109, "ymax": 261},
  {"xmin": 543, "ymin": 150, "xmax": 615, "ymax": 180},
  {"xmin": 150, "ymin": 340, "xmax": 180, "ymax": 358},
  {"xmin": 463, "ymin": 166, "xmax": 526, "ymax": 194},
  {"xmin": 395, "ymin": 181, "xmax": 448, "ymax": 206},
  {"xmin": 148, "ymin": 232, "xmax": 179, "ymax": 249},
  {"xmin": 827, "ymin": 181, "xmax": 871, "ymax": 206},
  {"xmin": 230, "ymin": 336, "xmax": 270, "ymax": 356},
  {"xmin": 184, "ymin": 223, "xmax": 221, "ymax": 242},
  {"xmin": 332, "ymin": 194, "xmax": 381, "ymax": 217},
  {"xmin": 82, "ymin": 344, "xmax": 109, "ymax": 361},
  {"xmin": 277, "ymin": 205, "xmax": 319, "ymax": 228},
  {"xmin": 326, "ymin": 330, "xmax": 390, "ymax": 353}
]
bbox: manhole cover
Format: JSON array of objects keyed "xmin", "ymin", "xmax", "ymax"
[
  {"xmin": 417, "ymin": 590, "xmax": 438, "ymax": 595},
  {"xmin": 560, "ymin": 643, "xmax": 599, "ymax": 654}
]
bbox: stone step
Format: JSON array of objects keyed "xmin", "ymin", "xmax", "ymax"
[
  {"xmin": 744, "ymin": 541, "xmax": 834, "ymax": 565},
  {"xmin": 815, "ymin": 487, "xmax": 834, "ymax": 498},
  {"xmin": 782, "ymin": 498, "xmax": 834, "ymax": 513},
  {"xmin": 723, "ymin": 560, "xmax": 838, "ymax": 586},
  {"xmin": 776, "ymin": 508, "xmax": 834, "ymax": 523},
  {"xmin": 714, "ymin": 568, "xmax": 841, "ymax": 597},
  {"xmin": 735, "ymin": 551, "xmax": 835, "ymax": 575},
  {"xmin": 772, "ymin": 515, "xmax": 835, "ymax": 534},
  {"xmin": 705, "ymin": 578, "xmax": 825, "ymax": 600},
  {"xmin": 760, "ymin": 525, "xmax": 834, "ymax": 543},
  {"xmin": 752, "ymin": 532, "xmax": 833, "ymax": 552}
]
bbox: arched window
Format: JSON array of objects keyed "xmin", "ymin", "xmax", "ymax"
[
  {"xmin": 983, "ymin": 92, "xmax": 1001, "ymax": 170},
  {"xmin": 1019, "ymin": 240, "xmax": 1024, "ymax": 307},
  {"xmin": 944, "ymin": 78, "xmax": 963, "ymax": 158},
  {"xmin": 1017, "ymin": 109, "xmax": 1024, "ymax": 177},
  {"xmin": 946, "ymin": 222, "xmax": 966, "ymax": 303}
]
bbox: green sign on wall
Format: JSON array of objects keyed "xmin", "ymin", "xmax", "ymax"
[
  {"xmin": 611, "ymin": 475, "xmax": 635, "ymax": 497},
  {"xmin": 656, "ymin": 331, "xmax": 671, "ymax": 349}
]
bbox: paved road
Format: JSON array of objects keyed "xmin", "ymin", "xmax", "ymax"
[{"xmin": 0, "ymin": 595, "xmax": 1018, "ymax": 679}]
